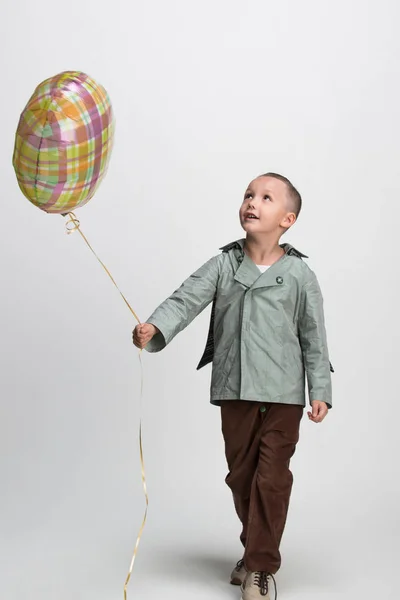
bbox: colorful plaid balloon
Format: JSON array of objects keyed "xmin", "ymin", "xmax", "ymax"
[{"xmin": 12, "ymin": 71, "xmax": 115, "ymax": 214}]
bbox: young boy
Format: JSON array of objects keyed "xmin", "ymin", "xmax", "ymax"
[{"xmin": 133, "ymin": 173, "xmax": 332, "ymax": 600}]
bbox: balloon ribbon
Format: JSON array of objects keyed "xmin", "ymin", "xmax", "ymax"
[{"xmin": 64, "ymin": 211, "xmax": 147, "ymax": 599}]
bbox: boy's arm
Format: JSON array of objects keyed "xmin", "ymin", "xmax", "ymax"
[
  {"xmin": 298, "ymin": 272, "xmax": 332, "ymax": 408},
  {"xmin": 145, "ymin": 255, "xmax": 220, "ymax": 352}
]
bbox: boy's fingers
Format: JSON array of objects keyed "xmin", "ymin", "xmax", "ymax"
[
  {"xmin": 133, "ymin": 332, "xmax": 144, "ymax": 346},
  {"xmin": 307, "ymin": 410, "xmax": 319, "ymax": 423},
  {"xmin": 132, "ymin": 324, "xmax": 155, "ymax": 348},
  {"xmin": 308, "ymin": 405, "xmax": 328, "ymax": 423}
]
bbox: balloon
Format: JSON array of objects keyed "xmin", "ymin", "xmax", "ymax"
[{"xmin": 12, "ymin": 71, "xmax": 115, "ymax": 215}]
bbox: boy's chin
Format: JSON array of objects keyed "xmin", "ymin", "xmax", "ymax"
[
  {"xmin": 241, "ymin": 224, "xmax": 268, "ymax": 235},
  {"xmin": 241, "ymin": 222, "xmax": 261, "ymax": 232}
]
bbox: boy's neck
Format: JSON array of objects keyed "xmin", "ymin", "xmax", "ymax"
[{"xmin": 244, "ymin": 234, "xmax": 285, "ymax": 266}]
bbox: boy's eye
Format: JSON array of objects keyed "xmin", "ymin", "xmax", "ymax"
[
  {"xmin": 244, "ymin": 193, "xmax": 252, "ymax": 200},
  {"xmin": 263, "ymin": 195, "xmax": 270, "ymax": 201}
]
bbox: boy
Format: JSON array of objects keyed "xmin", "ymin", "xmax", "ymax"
[{"xmin": 133, "ymin": 173, "xmax": 332, "ymax": 600}]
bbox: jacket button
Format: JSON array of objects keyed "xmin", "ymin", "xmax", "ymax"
[
  {"xmin": 276, "ymin": 276, "xmax": 283, "ymax": 284},
  {"xmin": 260, "ymin": 405, "xmax": 266, "ymax": 413}
]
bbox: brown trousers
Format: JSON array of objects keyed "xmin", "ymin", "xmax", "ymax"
[{"xmin": 221, "ymin": 400, "xmax": 303, "ymax": 574}]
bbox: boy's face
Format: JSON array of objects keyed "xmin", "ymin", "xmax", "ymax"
[{"xmin": 239, "ymin": 176, "xmax": 296, "ymax": 236}]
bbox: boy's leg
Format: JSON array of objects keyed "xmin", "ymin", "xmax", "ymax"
[
  {"xmin": 220, "ymin": 400, "xmax": 262, "ymax": 548},
  {"xmin": 245, "ymin": 403, "xmax": 304, "ymax": 574}
]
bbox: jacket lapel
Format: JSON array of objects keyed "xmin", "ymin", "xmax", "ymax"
[
  {"xmin": 251, "ymin": 254, "xmax": 290, "ymax": 290},
  {"xmin": 233, "ymin": 254, "xmax": 263, "ymax": 288}
]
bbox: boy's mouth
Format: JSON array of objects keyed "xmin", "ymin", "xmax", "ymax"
[{"xmin": 244, "ymin": 212, "xmax": 259, "ymax": 220}]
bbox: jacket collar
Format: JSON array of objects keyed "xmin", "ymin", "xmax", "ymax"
[
  {"xmin": 220, "ymin": 238, "xmax": 308, "ymax": 290},
  {"xmin": 220, "ymin": 238, "xmax": 308, "ymax": 258}
]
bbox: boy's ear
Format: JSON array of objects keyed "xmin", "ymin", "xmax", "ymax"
[{"xmin": 281, "ymin": 212, "xmax": 297, "ymax": 230}]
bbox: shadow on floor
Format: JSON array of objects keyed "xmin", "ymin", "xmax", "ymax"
[{"xmin": 149, "ymin": 545, "xmax": 346, "ymax": 595}]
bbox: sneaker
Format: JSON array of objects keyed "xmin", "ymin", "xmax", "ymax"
[
  {"xmin": 241, "ymin": 571, "xmax": 276, "ymax": 599},
  {"xmin": 230, "ymin": 558, "xmax": 247, "ymax": 586}
]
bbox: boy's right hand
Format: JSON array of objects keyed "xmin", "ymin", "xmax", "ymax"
[{"xmin": 132, "ymin": 323, "xmax": 159, "ymax": 349}]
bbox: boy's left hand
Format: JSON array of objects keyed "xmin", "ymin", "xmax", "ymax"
[{"xmin": 308, "ymin": 401, "xmax": 328, "ymax": 423}]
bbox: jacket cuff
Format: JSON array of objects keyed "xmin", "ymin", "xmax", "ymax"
[{"xmin": 309, "ymin": 396, "xmax": 332, "ymax": 409}]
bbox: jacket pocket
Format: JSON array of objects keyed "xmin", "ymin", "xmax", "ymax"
[
  {"xmin": 274, "ymin": 324, "xmax": 284, "ymax": 347},
  {"xmin": 283, "ymin": 339, "xmax": 304, "ymax": 381},
  {"xmin": 213, "ymin": 339, "xmax": 237, "ymax": 383}
]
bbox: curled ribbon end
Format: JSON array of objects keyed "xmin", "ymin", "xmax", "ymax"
[{"xmin": 63, "ymin": 212, "xmax": 81, "ymax": 235}]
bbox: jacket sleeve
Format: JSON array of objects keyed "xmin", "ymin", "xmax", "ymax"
[
  {"xmin": 298, "ymin": 272, "xmax": 333, "ymax": 408},
  {"xmin": 145, "ymin": 255, "xmax": 220, "ymax": 353}
]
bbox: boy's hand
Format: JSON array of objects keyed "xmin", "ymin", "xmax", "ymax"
[
  {"xmin": 132, "ymin": 323, "xmax": 159, "ymax": 349},
  {"xmin": 307, "ymin": 401, "xmax": 328, "ymax": 423}
]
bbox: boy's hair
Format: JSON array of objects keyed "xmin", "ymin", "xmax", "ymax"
[{"xmin": 260, "ymin": 172, "xmax": 302, "ymax": 217}]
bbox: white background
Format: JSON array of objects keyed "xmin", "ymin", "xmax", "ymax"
[{"xmin": 1, "ymin": 1, "xmax": 399, "ymax": 598}]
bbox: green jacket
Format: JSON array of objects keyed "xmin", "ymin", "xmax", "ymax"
[{"xmin": 146, "ymin": 239, "xmax": 333, "ymax": 408}]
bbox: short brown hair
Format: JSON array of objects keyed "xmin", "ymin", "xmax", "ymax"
[{"xmin": 260, "ymin": 172, "xmax": 302, "ymax": 217}]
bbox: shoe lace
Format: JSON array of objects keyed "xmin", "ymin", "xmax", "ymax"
[
  {"xmin": 254, "ymin": 571, "xmax": 277, "ymax": 599},
  {"xmin": 235, "ymin": 559, "xmax": 245, "ymax": 571}
]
